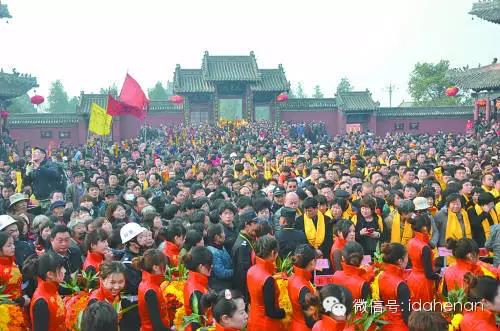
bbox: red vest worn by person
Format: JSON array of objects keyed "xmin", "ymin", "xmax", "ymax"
[
  {"xmin": 0, "ymin": 256, "xmax": 22, "ymax": 299},
  {"xmin": 138, "ymin": 271, "xmax": 169, "ymax": 331},
  {"xmin": 443, "ymin": 259, "xmax": 483, "ymax": 293},
  {"xmin": 247, "ymin": 257, "xmax": 284, "ymax": 331},
  {"xmin": 459, "ymin": 309, "xmax": 497, "ymax": 331},
  {"xmin": 331, "ymin": 262, "xmax": 367, "ymax": 301},
  {"xmin": 329, "ymin": 237, "xmax": 347, "ymax": 270},
  {"xmin": 30, "ymin": 278, "xmax": 66, "ymax": 331},
  {"xmin": 83, "ymin": 251, "xmax": 104, "ymax": 273},
  {"xmin": 163, "ymin": 241, "xmax": 181, "ymax": 267},
  {"xmin": 184, "ymin": 270, "xmax": 210, "ymax": 331},
  {"xmin": 378, "ymin": 263, "xmax": 409, "ymax": 331},
  {"xmin": 288, "ymin": 265, "xmax": 315, "ymax": 331},
  {"xmin": 89, "ymin": 282, "xmax": 119, "ymax": 303},
  {"xmin": 312, "ymin": 315, "xmax": 347, "ymax": 331},
  {"xmin": 215, "ymin": 322, "xmax": 241, "ymax": 331},
  {"xmin": 407, "ymin": 232, "xmax": 435, "ymax": 303}
]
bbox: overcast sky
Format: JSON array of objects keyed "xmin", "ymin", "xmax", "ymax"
[{"xmin": 2, "ymin": 0, "xmax": 498, "ymax": 106}]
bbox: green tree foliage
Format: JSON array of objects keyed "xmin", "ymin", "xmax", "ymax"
[
  {"xmin": 68, "ymin": 96, "xmax": 79, "ymax": 112},
  {"xmin": 337, "ymin": 77, "xmax": 353, "ymax": 94},
  {"xmin": 408, "ymin": 60, "xmax": 463, "ymax": 106},
  {"xmin": 312, "ymin": 85, "xmax": 324, "ymax": 98},
  {"xmin": 296, "ymin": 82, "xmax": 307, "ymax": 98},
  {"xmin": 100, "ymin": 83, "xmax": 118, "ymax": 95},
  {"xmin": 48, "ymin": 80, "xmax": 71, "ymax": 113},
  {"xmin": 7, "ymin": 94, "xmax": 36, "ymax": 113},
  {"xmin": 148, "ymin": 81, "xmax": 170, "ymax": 101}
]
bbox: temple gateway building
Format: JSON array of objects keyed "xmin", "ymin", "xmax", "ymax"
[{"xmin": 5, "ymin": 51, "xmax": 488, "ymax": 147}]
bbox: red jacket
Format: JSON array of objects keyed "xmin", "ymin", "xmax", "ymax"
[
  {"xmin": 0, "ymin": 256, "xmax": 22, "ymax": 299},
  {"xmin": 378, "ymin": 263, "xmax": 409, "ymax": 331},
  {"xmin": 184, "ymin": 270, "xmax": 209, "ymax": 331},
  {"xmin": 215, "ymin": 322, "xmax": 241, "ymax": 331},
  {"xmin": 89, "ymin": 283, "xmax": 119, "ymax": 303},
  {"xmin": 247, "ymin": 257, "xmax": 283, "ymax": 331},
  {"xmin": 30, "ymin": 278, "xmax": 66, "ymax": 331},
  {"xmin": 329, "ymin": 237, "xmax": 347, "ymax": 270},
  {"xmin": 443, "ymin": 259, "xmax": 483, "ymax": 293},
  {"xmin": 407, "ymin": 232, "xmax": 435, "ymax": 303},
  {"xmin": 83, "ymin": 251, "xmax": 104, "ymax": 273},
  {"xmin": 460, "ymin": 309, "xmax": 497, "ymax": 331},
  {"xmin": 138, "ymin": 271, "xmax": 169, "ymax": 331},
  {"xmin": 312, "ymin": 315, "xmax": 347, "ymax": 331},
  {"xmin": 331, "ymin": 262, "xmax": 367, "ymax": 301},
  {"xmin": 163, "ymin": 241, "xmax": 181, "ymax": 267},
  {"xmin": 288, "ymin": 266, "xmax": 315, "ymax": 331}
]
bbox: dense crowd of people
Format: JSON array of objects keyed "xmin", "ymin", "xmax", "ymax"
[{"xmin": 0, "ymin": 120, "xmax": 498, "ymax": 331}]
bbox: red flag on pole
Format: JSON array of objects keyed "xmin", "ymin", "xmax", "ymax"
[{"xmin": 107, "ymin": 74, "xmax": 149, "ymax": 120}]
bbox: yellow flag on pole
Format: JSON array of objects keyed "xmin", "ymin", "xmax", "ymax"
[{"xmin": 89, "ymin": 103, "xmax": 112, "ymax": 135}]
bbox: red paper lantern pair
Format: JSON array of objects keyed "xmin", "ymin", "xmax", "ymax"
[
  {"xmin": 30, "ymin": 95, "xmax": 45, "ymax": 105},
  {"xmin": 475, "ymin": 99, "xmax": 487, "ymax": 107},
  {"xmin": 169, "ymin": 95, "xmax": 184, "ymax": 104},
  {"xmin": 276, "ymin": 92, "xmax": 288, "ymax": 102},
  {"xmin": 445, "ymin": 86, "xmax": 459, "ymax": 97}
]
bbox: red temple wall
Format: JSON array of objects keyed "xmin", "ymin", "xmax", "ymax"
[
  {"xmin": 118, "ymin": 112, "xmax": 184, "ymax": 140},
  {"xmin": 375, "ymin": 118, "xmax": 468, "ymax": 135},
  {"xmin": 10, "ymin": 126, "xmax": 82, "ymax": 148}
]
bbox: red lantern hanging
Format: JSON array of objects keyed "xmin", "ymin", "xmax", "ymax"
[
  {"xmin": 30, "ymin": 95, "xmax": 45, "ymax": 105},
  {"xmin": 276, "ymin": 92, "xmax": 288, "ymax": 102},
  {"xmin": 445, "ymin": 86, "xmax": 459, "ymax": 97},
  {"xmin": 475, "ymin": 99, "xmax": 487, "ymax": 107},
  {"xmin": 0, "ymin": 110, "xmax": 8, "ymax": 119},
  {"xmin": 169, "ymin": 95, "xmax": 184, "ymax": 104}
]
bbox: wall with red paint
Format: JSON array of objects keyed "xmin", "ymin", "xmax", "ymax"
[
  {"xmin": 9, "ymin": 126, "xmax": 82, "ymax": 148},
  {"xmin": 376, "ymin": 118, "xmax": 468, "ymax": 135},
  {"xmin": 118, "ymin": 112, "xmax": 184, "ymax": 140}
]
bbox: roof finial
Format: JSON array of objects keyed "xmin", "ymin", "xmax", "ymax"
[
  {"xmin": 176, "ymin": 64, "xmax": 181, "ymax": 69},
  {"xmin": 250, "ymin": 51, "xmax": 255, "ymax": 57},
  {"xmin": 204, "ymin": 50, "xmax": 209, "ymax": 56},
  {"xmin": 493, "ymin": 58, "xmax": 498, "ymax": 64}
]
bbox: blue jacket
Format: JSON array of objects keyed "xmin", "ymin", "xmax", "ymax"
[{"xmin": 207, "ymin": 244, "xmax": 233, "ymax": 292}]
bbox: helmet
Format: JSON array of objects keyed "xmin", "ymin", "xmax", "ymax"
[
  {"xmin": 0, "ymin": 215, "xmax": 17, "ymax": 231},
  {"xmin": 120, "ymin": 223, "xmax": 146, "ymax": 244}
]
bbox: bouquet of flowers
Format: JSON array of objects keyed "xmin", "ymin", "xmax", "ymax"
[
  {"xmin": 0, "ymin": 286, "xmax": 28, "ymax": 331},
  {"xmin": 443, "ymin": 287, "xmax": 467, "ymax": 331},
  {"xmin": 274, "ymin": 253, "xmax": 293, "ymax": 329},
  {"xmin": 61, "ymin": 270, "xmax": 99, "ymax": 331},
  {"xmin": 349, "ymin": 297, "xmax": 387, "ymax": 331},
  {"xmin": 162, "ymin": 263, "xmax": 189, "ymax": 329}
]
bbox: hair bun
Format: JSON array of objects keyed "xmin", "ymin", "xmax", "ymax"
[{"xmin": 446, "ymin": 238, "xmax": 458, "ymax": 250}]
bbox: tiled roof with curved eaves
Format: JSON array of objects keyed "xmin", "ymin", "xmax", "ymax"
[
  {"xmin": 448, "ymin": 63, "xmax": 500, "ymax": 91},
  {"xmin": 202, "ymin": 51, "xmax": 260, "ymax": 81},
  {"xmin": 276, "ymin": 98, "xmax": 337, "ymax": 111},
  {"xmin": 470, "ymin": 0, "xmax": 500, "ymax": 24},
  {"xmin": 336, "ymin": 91, "xmax": 378, "ymax": 112},
  {"xmin": 8, "ymin": 113, "xmax": 81, "ymax": 128},
  {"xmin": 250, "ymin": 68, "xmax": 289, "ymax": 92},
  {"xmin": 376, "ymin": 106, "xmax": 473, "ymax": 118},
  {"xmin": 173, "ymin": 69, "xmax": 215, "ymax": 93}
]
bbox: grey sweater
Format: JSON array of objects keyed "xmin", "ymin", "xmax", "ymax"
[{"xmin": 485, "ymin": 224, "xmax": 500, "ymax": 267}]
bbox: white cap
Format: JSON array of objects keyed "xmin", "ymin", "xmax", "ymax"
[
  {"xmin": 0, "ymin": 215, "xmax": 17, "ymax": 231},
  {"xmin": 120, "ymin": 222, "xmax": 147, "ymax": 244},
  {"xmin": 413, "ymin": 197, "xmax": 430, "ymax": 211},
  {"xmin": 230, "ymin": 152, "xmax": 237, "ymax": 158}
]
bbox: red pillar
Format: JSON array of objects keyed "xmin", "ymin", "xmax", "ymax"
[{"xmin": 485, "ymin": 98, "xmax": 491, "ymax": 122}]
